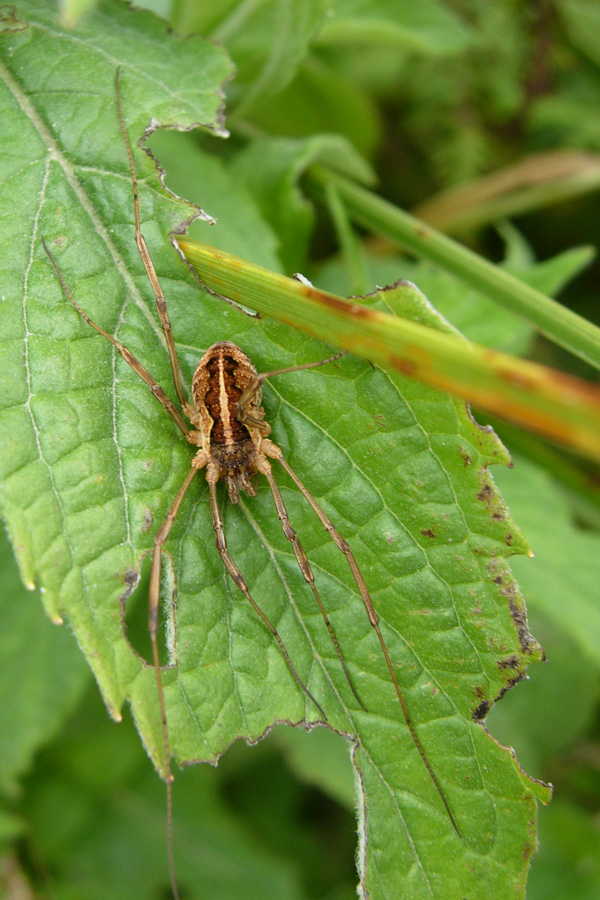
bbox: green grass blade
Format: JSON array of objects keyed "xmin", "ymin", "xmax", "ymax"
[
  {"xmin": 180, "ymin": 240, "xmax": 600, "ymax": 461},
  {"xmin": 308, "ymin": 165, "xmax": 600, "ymax": 371}
]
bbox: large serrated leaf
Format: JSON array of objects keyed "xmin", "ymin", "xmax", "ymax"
[{"xmin": 0, "ymin": 4, "xmax": 549, "ymax": 899}]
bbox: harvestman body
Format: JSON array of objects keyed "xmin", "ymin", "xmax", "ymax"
[{"xmin": 43, "ymin": 71, "xmax": 459, "ymax": 900}]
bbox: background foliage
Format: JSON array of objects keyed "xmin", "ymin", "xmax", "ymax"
[{"xmin": 2, "ymin": 1, "xmax": 600, "ymax": 898}]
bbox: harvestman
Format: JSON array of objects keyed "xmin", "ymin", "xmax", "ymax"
[{"xmin": 43, "ymin": 72, "xmax": 460, "ymax": 899}]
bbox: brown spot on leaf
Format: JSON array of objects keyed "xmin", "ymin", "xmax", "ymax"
[
  {"xmin": 488, "ymin": 561, "xmax": 545, "ymax": 660},
  {"xmin": 495, "ymin": 672, "xmax": 527, "ymax": 702},
  {"xmin": 466, "ymin": 406, "xmax": 496, "ymax": 437},
  {"xmin": 421, "ymin": 528, "xmax": 436, "ymax": 538},
  {"xmin": 360, "ymin": 278, "xmax": 414, "ymax": 298},
  {"xmin": 0, "ymin": 5, "xmax": 29, "ymax": 33},
  {"xmin": 509, "ymin": 597, "xmax": 544, "ymax": 657},
  {"xmin": 498, "ymin": 655, "xmax": 520, "ymax": 670},
  {"xmin": 473, "ymin": 700, "xmax": 491, "ymax": 720},
  {"xmin": 477, "ymin": 483, "xmax": 494, "ymax": 504},
  {"xmin": 141, "ymin": 508, "xmax": 153, "ymax": 533},
  {"xmin": 120, "ymin": 567, "xmax": 139, "ymax": 603},
  {"xmin": 459, "ymin": 448, "xmax": 472, "ymax": 467}
]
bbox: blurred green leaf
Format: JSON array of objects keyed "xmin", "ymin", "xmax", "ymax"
[
  {"xmin": 559, "ymin": 0, "xmax": 600, "ymax": 68},
  {"xmin": 487, "ymin": 608, "xmax": 600, "ymax": 776},
  {"xmin": 174, "ymin": 0, "xmax": 330, "ymax": 118},
  {"xmin": 530, "ymin": 68, "xmax": 600, "ymax": 152},
  {"xmin": 248, "ymin": 57, "xmax": 381, "ymax": 159},
  {"xmin": 230, "ymin": 134, "xmax": 375, "ymax": 271},
  {"xmin": 493, "ymin": 456, "xmax": 600, "ymax": 669},
  {"xmin": 0, "ymin": 811, "xmax": 23, "ymax": 846},
  {"xmin": 148, "ymin": 129, "xmax": 282, "ymax": 270},
  {"xmin": 58, "ymin": 0, "xmax": 98, "ymax": 27},
  {"xmin": 0, "ymin": 527, "xmax": 89, "ymax": 792},
  {"xmin": 317, "ymin": 0, "xmax": 472, "ymax": 55},
  {"xmin": 271, "ymin": 725, "xmax": 356, "ymax": 810},
  {"xmin": 528, "ymin": 800, "xmax": 600, "ymax": 900},
  {"xmin": 23, "ymin": 688, "xmax": 309, "ymax": 900}
]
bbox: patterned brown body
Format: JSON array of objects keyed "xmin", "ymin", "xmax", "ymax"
[{"xmin": 190, "ymin": 341, "xmax": 270, "ymax": 502}]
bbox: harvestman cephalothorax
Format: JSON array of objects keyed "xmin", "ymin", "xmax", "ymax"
[{"xmin": 42, "ymin": 71, "xmax": 460, "ymax": 899}]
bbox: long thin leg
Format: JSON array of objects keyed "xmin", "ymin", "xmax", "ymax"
[
  {"xmin": 42, "ymin": 238, "xmax": 190, "ymax": 439},
  {"xmin": 115, "ymin": 69, "xmax": 189, "ymax": 414},
  {"xmin": 149, "ymin": 463, "xmax": 202, "ymax": 900},
  {"xmin": 263, "ymin": 440, "xmax": 461, "ymax": 837},
  {"xmin": 208, "ymin": 480, "xmax": 327, "ymax": 721},
  {"xmin": 262, "ymin": 465, "xmax": 367, "ymax": 712},
  {"xmin": 236, "ymin": 351, "xmax": 346, "ymax": 416},
  {"xmin": 255, "ymin": 351, "xmax": 347, "ymax": 383}
]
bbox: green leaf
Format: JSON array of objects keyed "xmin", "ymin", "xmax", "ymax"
[
  {"xmin": 0, "ymin": 4, "xmax": 548, "ymax": 899},
  {"xmin": 529, "ymin": 799, "xmax": 600, "ymax": 900},
  {"xmin": 230, "ymin": 134, "xmax": 375, "ymax": 272},
  {"xmin": 0, "ymin": 526, "xmax": 90, "ymax": 791},
  {"xmin": 318, "ymin": 0, "xmax": 472, "ymax": 55},
  {"xmin": 147, "ymin": 128, "xmax": 283, "ymax": 270},
  {"xmin": 175, "ymin": 0, "xmax": 330, "ymax": 118},
  {"xmin": 487, "ymin": 608, "xmax": 600, "ymax": 776},
  {"xmin": 558, "ymin": 0, "xmax": 600, "ymax": 68},
  {"xmin": 272, "ymin": 724, "xmax": 356, "ymax": 810},
  {"xmin": 247, "ymin": 56, "xmax": 382, "ymax": 160},
  {"xmin": 23, "ymin": 688, "xmax": 309, "ymax": 900},
  {"xmin": 493, "ymin": 456, "xmax": 600, "ymax": 670}
]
